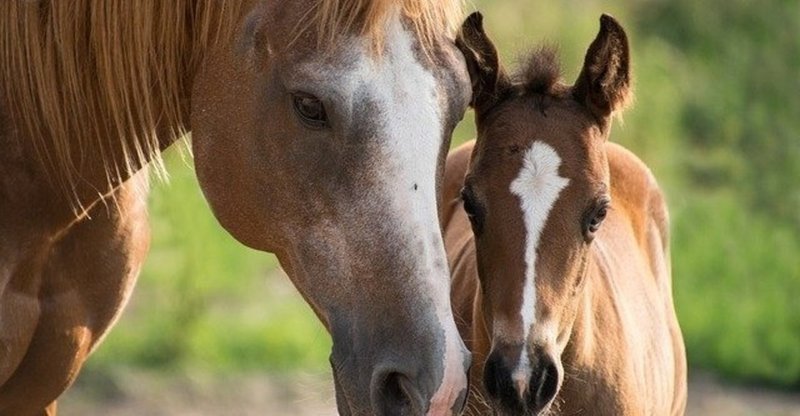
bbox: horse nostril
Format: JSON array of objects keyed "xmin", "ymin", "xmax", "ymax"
[
  {"xmin": 385, "ymin": 373, "xmax": 411, "ymax": 411},
  {"xmin": 373, "ymin": 371, "xmax": 423, "ymax": 416},
  {"xmin": 532, "ymin": 358, "xmax": 560, "ymax": 410}
]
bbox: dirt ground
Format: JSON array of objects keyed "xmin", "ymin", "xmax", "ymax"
[{"xmin": 59, "ymin": 369, "xmax": 800, "ymax": 416}]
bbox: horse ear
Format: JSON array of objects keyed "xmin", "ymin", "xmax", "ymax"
[
  {"xmin": 456, "ymin": 12, "xmax": 510, "ymax": 111},
  {"xmin": 573, "ymin": 14, "xmax": 632, "ymax": 121}
]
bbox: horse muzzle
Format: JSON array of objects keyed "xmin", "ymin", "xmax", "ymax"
[{"xmin": 328, "ymin": 312, "xmax": 471, "ymax": 416}]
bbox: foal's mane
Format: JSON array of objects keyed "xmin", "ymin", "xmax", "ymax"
[
  {"xmin": 513, "ymin": 44, "xmax": 633, "ymax": 116},
  {"xmin": 0, "ymin": 1, "xmax": 241, "ymax": 202},
  {"xmin": 307, "ymin": 0, "xmax": 464, "ymax": 53}
]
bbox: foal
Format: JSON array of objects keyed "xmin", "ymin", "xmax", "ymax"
[{"xmin": 444, "ymin": 14, "xmax": 687, "ymax": 415}]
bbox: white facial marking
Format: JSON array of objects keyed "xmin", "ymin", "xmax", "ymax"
[
  {"xmin": 508, "ymin": 142, "xmax": 569, "ymax": 385},
  {"xmin": 299, "ymin": 9, "xmax": 467, "ymax": 415},
  {"xmin": 373, "ymin": 17, "xmax": 468, "ymax": 416}
]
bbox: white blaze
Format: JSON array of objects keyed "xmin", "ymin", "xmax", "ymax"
[
  {"xmin": 295, "ymin": 7, "xmax": 468, "ymax": 414},
  {"xmin": 364, "ymin": 12, "xmax": 468, "ymax": 416},
  {"xmin": 508, "ymin": 142, "xmax": 569, "ymax": 387}
]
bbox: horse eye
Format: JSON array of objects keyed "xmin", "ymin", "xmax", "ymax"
[
  {"xmin": 589, "ymin": 207, "xmax": 607, "ymax": 231},
  {"xmin": 584, "ymin": 201, "xmax": 610, "ymax": 240},
  {"xmin": 292, "ymin": 92, "xmax": 328, "ymax": 128}
]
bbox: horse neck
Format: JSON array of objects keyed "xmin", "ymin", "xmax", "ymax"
[
  {"xmin": 2, "ymin": 82, "xmax": 190, "ymax": 225},
  {"xmin": 0, "ymin": 1, "xmax": 242, "ymax": 216}
]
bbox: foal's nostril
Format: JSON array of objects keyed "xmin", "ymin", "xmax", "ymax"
[
  {"xmin": 483, "ymin": 350, "xmax": 526, "ymax": 413},
  {"xmin": 532, "ymin": 359, "xmax": 560, "ymax": 410},
  {"xmin": 483, "ymin": 351, "xmax": 509, "ymax": 400},
  {"xmin": 374, "ymin": 371, "xmax": 423, "ymax": 416},
  {"xmin": 484, "ymin": 348, "xmax": 561, "ymax": 414}
]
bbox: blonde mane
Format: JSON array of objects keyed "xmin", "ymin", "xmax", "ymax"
[
  {"xmin": 0, "ymin": 1, "xmax": 241, "ymax": 204},
  {"xmin": 0, "ymin": 0, "xmax": 462, "ymax": 207},
  {"xmin": 308, "ymin": 0, "xmax": 464, "ymax": 53}
]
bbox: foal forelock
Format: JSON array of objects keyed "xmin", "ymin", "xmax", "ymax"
[{"xmin": 507, "ymin": 142, "xmax": 569, "ymax": 381}]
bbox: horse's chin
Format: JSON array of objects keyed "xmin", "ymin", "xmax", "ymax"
[{"xmin": 331, "ymin": 381, "xmax": 360, "ymax": 416}]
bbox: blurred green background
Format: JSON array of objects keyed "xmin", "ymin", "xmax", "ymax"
[{"xmin": 82, "ymin": 0, "xmax": 799, "ymax": 392}]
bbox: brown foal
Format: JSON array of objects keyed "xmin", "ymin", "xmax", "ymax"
[{"xmin": 443, "ymin": 13, "xmax": 687, "ymax": 415}]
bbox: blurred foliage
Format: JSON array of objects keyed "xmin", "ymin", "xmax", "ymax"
[
  {"xmin": 672, "ymin": 191, "xmax": 800, "ymax": 386},
  {"xmin": 85, "ymin": 147, "xmax": 332, "ymax": 375},
  {"xmin": 84, "ymin": 0, "xmax": 799, "ymax": 389},
  {"xmin": 636, "ymin": 0, "xmax": 800, "ymax": 230},
  {"xmin": 629, "ymin": 0, "xmax": 800, "ymax": 387}
]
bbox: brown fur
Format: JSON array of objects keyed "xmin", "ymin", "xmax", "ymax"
[
  {"xmin": 446, "ymin": 13, "xmax": 686, "ymax": 415},
  {"xmin": 0, "ymin": 171, "xmax": 150, "ymax": 415}
]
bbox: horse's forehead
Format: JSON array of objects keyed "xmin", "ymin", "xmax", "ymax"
[{"xmin": 291, "ymin": 21, "xmax": 443, "ymax": 98}]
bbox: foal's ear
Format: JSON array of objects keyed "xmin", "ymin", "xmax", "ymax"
[
  {"xmin": 456, "ymin": 12, "xmax": 510, "ymax": 111},
  {"xmin": 573, "ymin": 14, "xmax": 632, "ymax": 122}
]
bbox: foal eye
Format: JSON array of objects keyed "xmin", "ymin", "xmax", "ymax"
[
  {"xmin": 461, "ymin": 189, "xmax": 476, "ymax": 217},
  {"xmin": 460, "ymin": 187, "xmax": 484, "ymax": 233},
  {"xmin": 291, "ymin": 92, "xmax": 328, "ymax": 128}
]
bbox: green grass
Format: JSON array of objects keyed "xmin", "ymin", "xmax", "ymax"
[{"xmin": 671, "ymin": 191, "xmax": 800, "ymax": 387}]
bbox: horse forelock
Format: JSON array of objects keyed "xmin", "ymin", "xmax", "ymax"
[
  {"xmin": 0, "ymin": 0, "xmax": 242, "ymax": 210},
  {"xmin": 297, "ymin": 0, "xmax": 464, "ymax": 55}
]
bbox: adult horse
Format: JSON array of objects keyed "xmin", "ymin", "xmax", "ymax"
[
  {"xmin": 443, "ymin": 13, "xmax": 687, "ymax": 415},
  {"xmin": 0, "ymin": 1, "xmax": 473, "ymax": 415}
]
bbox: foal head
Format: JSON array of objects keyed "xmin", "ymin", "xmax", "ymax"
[
  {"xmin": 456, "ymin": 14, "xmax": 631, "ymax": 415},
  {"xmin": 190, "ymin": 1, "xmax": 471, "ymax": 415}
]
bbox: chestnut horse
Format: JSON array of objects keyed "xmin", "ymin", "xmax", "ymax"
[
  {"xmin": 443, "ymin": 13, "xmax": 687, "ymax": 415},
  {"xmin": 0, "ymin": 1, "xmax": 472, "ymax": 415}
]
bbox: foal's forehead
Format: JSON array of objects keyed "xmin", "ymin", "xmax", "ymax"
[
  {"xmin": 474, "ymin": 96, "xmax": 608, "ymax": 191},
  {"xmin": 483, "ymin": 97, "xmax": 594, "ymax": 153}
]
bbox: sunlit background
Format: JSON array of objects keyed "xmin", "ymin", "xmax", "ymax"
[{"xmin": 63, "ymin": 0, "xmax": 799, "ymax": 414}]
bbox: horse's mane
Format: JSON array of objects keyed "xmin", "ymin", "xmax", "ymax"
[
  {"xmin": 0, "ymin": 1, "xmax": 241, "ymax": 203},
  {"xmin": 308, "ymin": 0, "xmax": 464, "ymax": 53},
  {"xmin": 0, "ymin": 0, "xmax": 462, "ymax": 206}
]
